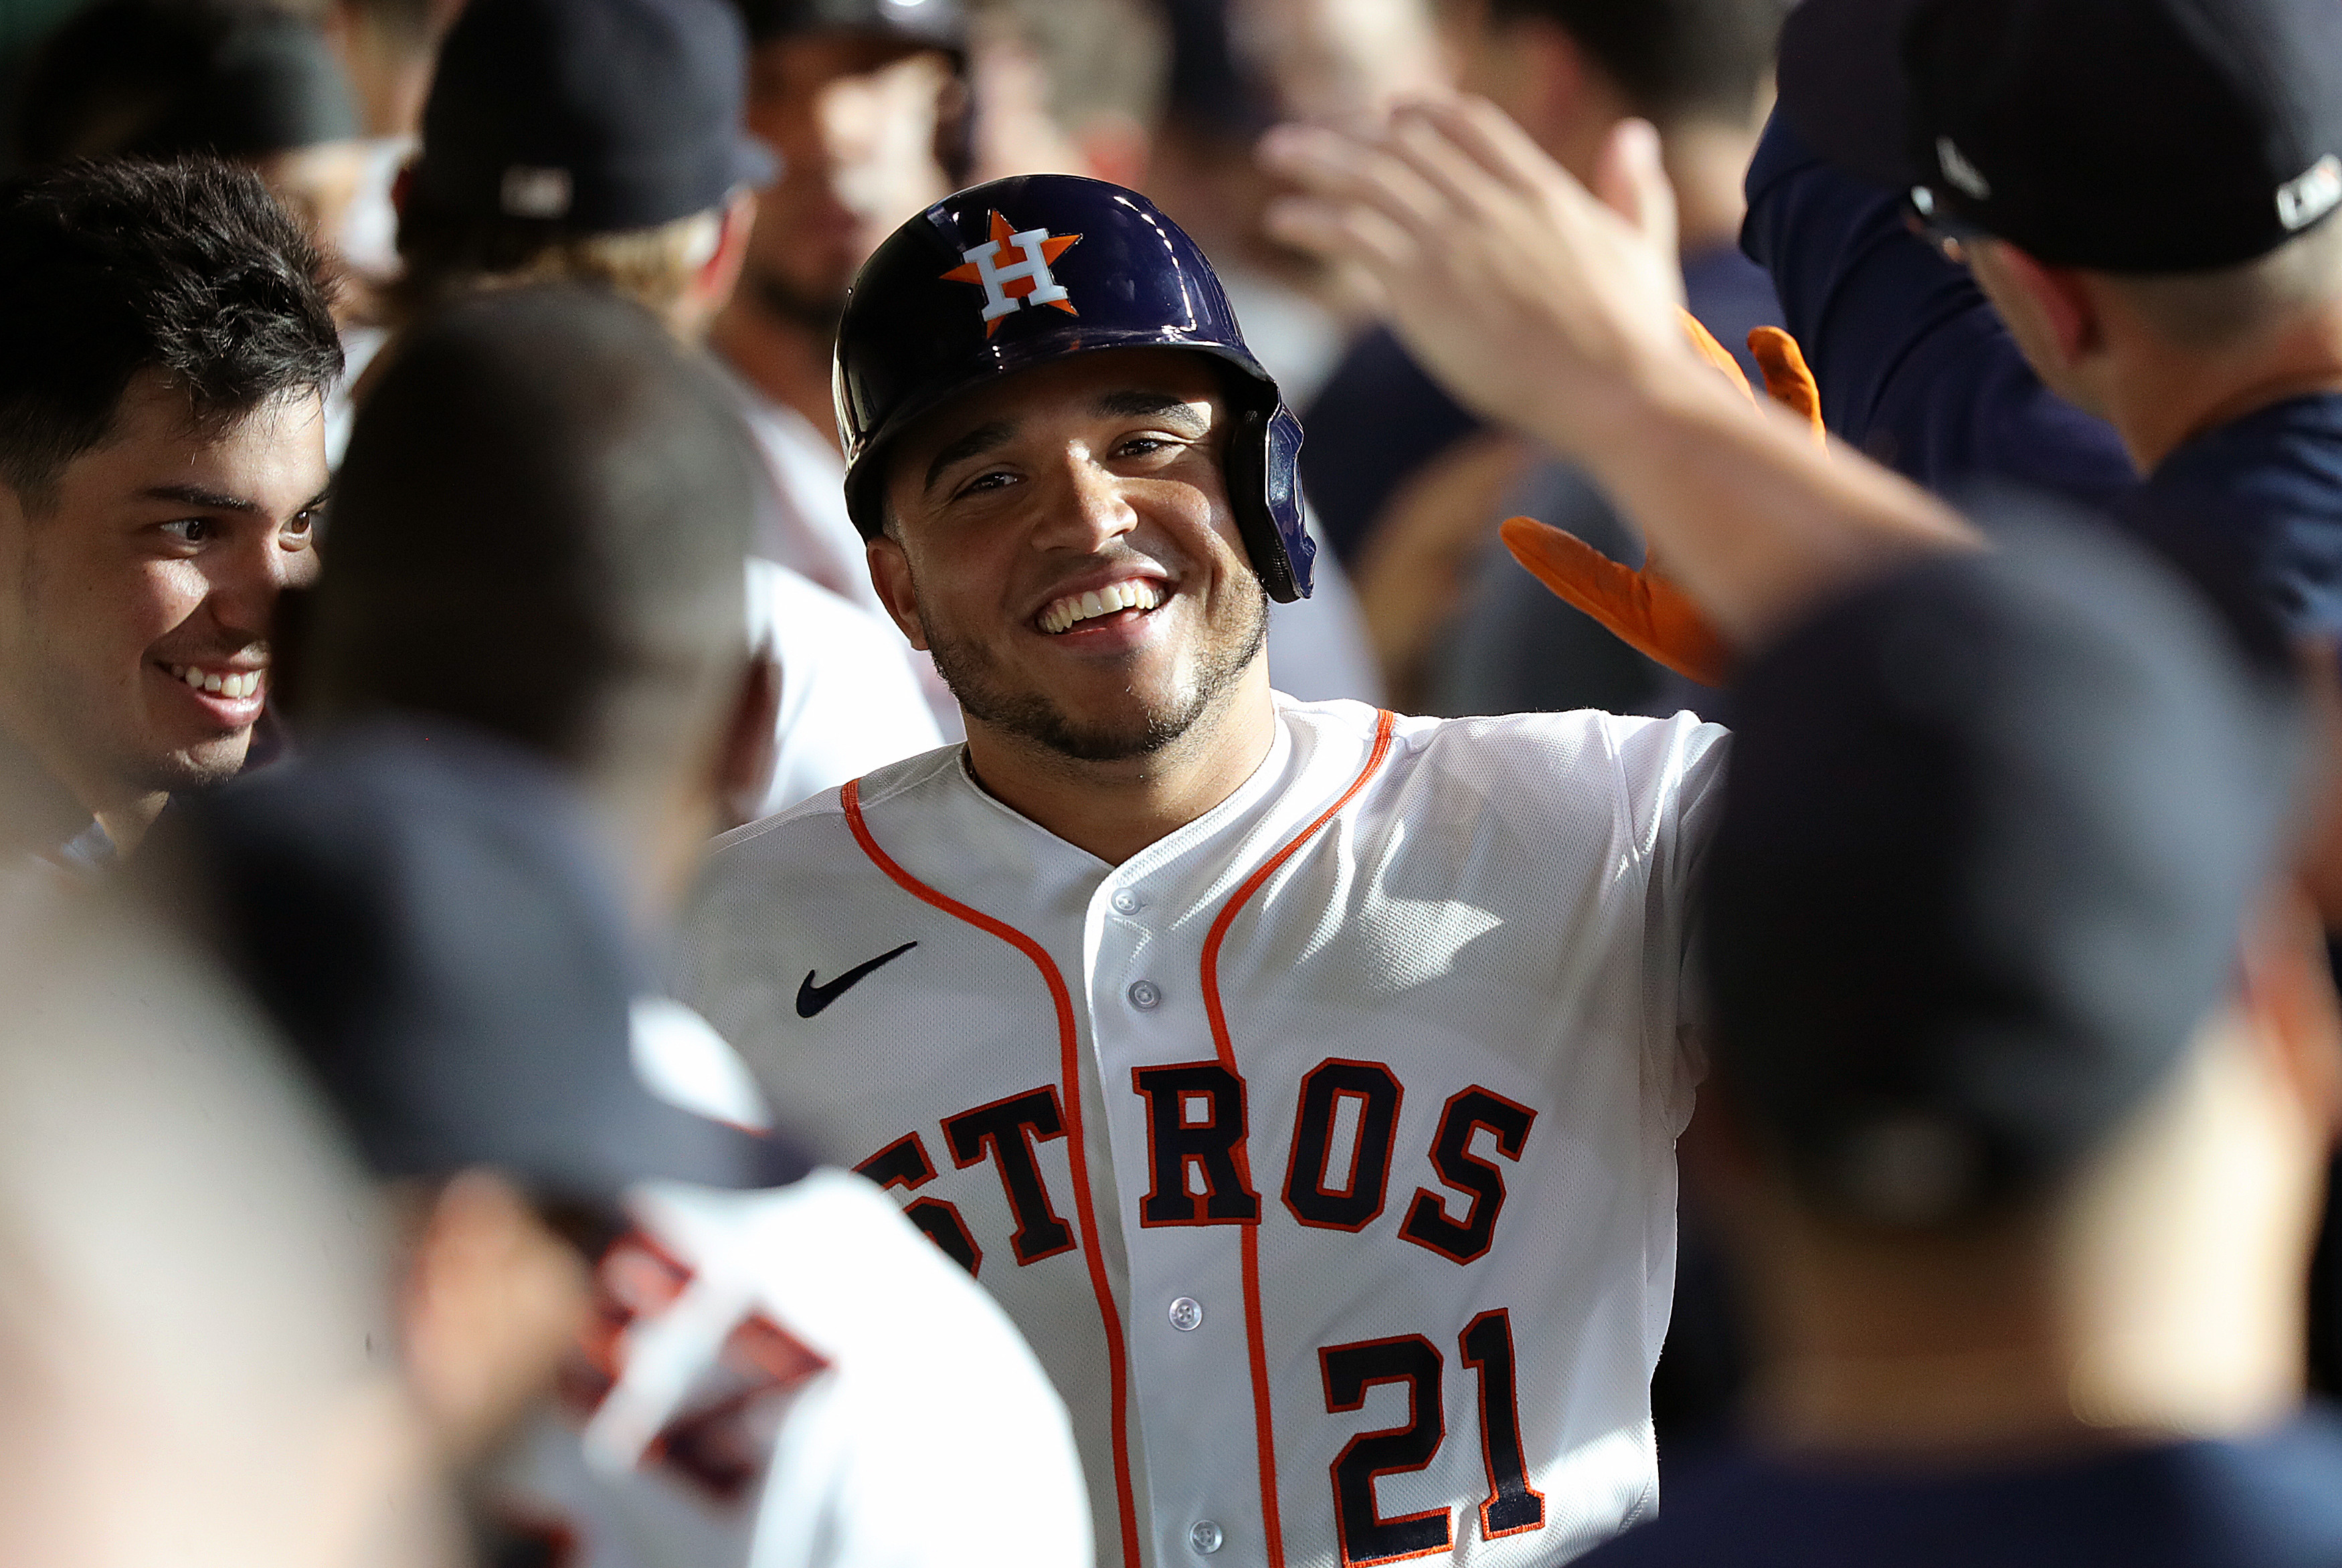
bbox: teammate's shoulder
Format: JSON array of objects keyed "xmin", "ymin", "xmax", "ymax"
[
  {"xmin": 1388, "ymin": 706, "xmax": 1730, "ymax": 827},
  {"xmin": 1376, "ymin": 701, "xmax": 1718, "ymax": 763},
  {"xmin": 708, "ymin": 743, "xmax": 964, "ymax": 864}
]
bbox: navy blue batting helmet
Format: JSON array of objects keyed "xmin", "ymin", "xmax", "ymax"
[{"xmin": 833, "ymin": 173, "xmax": 1317, "ymax": 601}]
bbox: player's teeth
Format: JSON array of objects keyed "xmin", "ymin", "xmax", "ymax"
[
  {"xmin": 1041, "ymin": 579, "xmax": 1164, "ymax": 633},
  {"xmin": 182, "ymin": 666, "xmax": 203, "ymax": 689},
  {"xmin": 201, "ymin": 672, "xmax": 225, "ymax": 694}
]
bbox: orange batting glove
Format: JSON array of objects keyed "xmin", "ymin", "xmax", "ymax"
[{"xmin": 1499, "ymin": 312, "xmax": 1825, "ymax": 686}]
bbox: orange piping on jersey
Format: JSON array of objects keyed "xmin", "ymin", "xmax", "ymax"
[
  {"xmin": 1198, "ymin": 709, "xmax": 1400, "ymax": 1568},
  {"xmin": 842, "ymin": 778, "xmax": 1144, "ymax": 1568}
]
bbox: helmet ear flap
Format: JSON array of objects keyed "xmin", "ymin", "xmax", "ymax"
[{"xmin": 1227, "ymin": 402, "xmax": 1316, "ymax": 603}]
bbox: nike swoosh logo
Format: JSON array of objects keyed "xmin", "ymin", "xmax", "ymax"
[{"xmin": 796, "ymin": 941, "xmax": 919, "ymax": 1018}]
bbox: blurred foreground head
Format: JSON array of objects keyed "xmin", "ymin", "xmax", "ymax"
[
  {"xmin": 163, "ymin": 284, "xmax": 798, "ymax": 1458},
  {"xmin": 1702, "ymin": 512, "xmax": 2340, "ymax": 1446},
  {"xmin": 304, "ymin": 284, "xmax": 770, "ymax": 912},
  {"xmin": 0, "ymin": 873, "xmax": 452, "ymax": 1568}
]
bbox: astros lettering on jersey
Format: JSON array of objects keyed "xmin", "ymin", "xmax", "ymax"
[{"xmin": 681, "ymin": 695, "xmax": 1724, "ymax": 1567}]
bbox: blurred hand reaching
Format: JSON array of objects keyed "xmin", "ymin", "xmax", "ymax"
[{"xmin": 1261, "ymin": 99, "xmax": 1700, "ymax": 462}]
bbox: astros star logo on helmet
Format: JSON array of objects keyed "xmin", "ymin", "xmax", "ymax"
[{"xmin": 941, "ymin": 211, "xmax": 1081, "ymax": 336}]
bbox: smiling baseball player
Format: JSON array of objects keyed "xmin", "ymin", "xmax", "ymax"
[{"xmin": 674, "ymin": 162, "xmax": 1945, "ymax": 1568}]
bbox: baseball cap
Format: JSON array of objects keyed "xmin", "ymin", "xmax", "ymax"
[
  {"xmin": 153, "ymin": 722, "xmax": 810, "ymax": 1215},
  {"xmin": 15, "ymin": 0, "xmax": 357, "ymax": 167},
  {"xmin": 1779, "ymin": 0, "xmax": 2342, "ymax": 271},
  {"xmin": 410, "ymin": 0, "xmax": 776, "ymax": 231},
  {"xmin": 734, "ymin": 0, "xmax": 964, "ymax": 50},
  {"xmin": 1703, "ymin": 505, "xmax": 2304, "ymax": 1228}
]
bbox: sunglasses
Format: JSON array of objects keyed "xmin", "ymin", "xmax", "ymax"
[{"xmin": 1904, "ymin": 185, "xmax": 1992, "ymax": 265}]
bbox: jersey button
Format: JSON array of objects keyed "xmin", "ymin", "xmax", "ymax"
[
  {"xmin": 1127, "ymin": 979, "xmax": 1163, "ymax": 1011},
  {"xmin": 1168, "ymin": 1296, "xmax": 1203, "ymax": 1331},
  {"xmin": 1110, "ymin": 887, "xmax": 1143, "ymax": 914},
  {"xmin": 1188, "ymin": 1521, "xmax": 1224, "ymax": 1555}
]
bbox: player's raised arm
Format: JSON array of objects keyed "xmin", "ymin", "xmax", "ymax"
[{"xmin": 1261, "ymin": 96, "xmax": 1976, "ymax": 646}]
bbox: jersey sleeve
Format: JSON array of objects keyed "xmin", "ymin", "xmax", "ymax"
[
  {"xmin": 1611, "ymin": 711, "xmax": 1729, "ymax": 1133},
  {"xmin": 1742, "ymin": 111, "xmax": 2138, "ymax": 511},
  {"xmin": 500, "ymin": 1169, "xmax": 1095, "ymax": 1568},
  {"xmin": 734, "ymin": 1172, "xmax": 1094, "ymax": 1568}
]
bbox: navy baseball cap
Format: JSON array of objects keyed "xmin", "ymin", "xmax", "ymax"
[
  {"xmin": 153, "ymin": 723, "xmax": 809, "ymax": 1215},
  {"xmin": 1780, "ymin": 0, "xmax": 2342, "ymax": 271},
  {"xmin": 1704, "ymin": 506, "xmax": 2304, "ymax": 1228},
  {"xmin": 412, "ymin": 0, "xmax": 776, "ymax": 231}
]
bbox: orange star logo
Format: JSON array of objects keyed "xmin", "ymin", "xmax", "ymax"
[{"xmin": 941, "ymin": 211, "xmax": 1082, "ymax": 337}]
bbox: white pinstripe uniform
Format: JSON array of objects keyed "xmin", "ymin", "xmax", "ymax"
[{"xmin": 681, "ymin": 694, "xmax": 1726, "ymax": 1568}]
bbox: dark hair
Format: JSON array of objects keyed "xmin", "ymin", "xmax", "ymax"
[
  {"xmin": 311, "ymin": 285, "xmax": 758, "ymax": 772},
  {"xmin": 0, "ymin": 159, "xmax": 343, "ymax": 504},
  {"xmin": 1490, "ymin": 0, "xmax": 1791, "ymax": 123}
]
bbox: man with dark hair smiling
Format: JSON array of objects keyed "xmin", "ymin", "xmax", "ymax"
[{"xmin": 0, "ymin": 159, "xmax": 340, "ymax": 865}]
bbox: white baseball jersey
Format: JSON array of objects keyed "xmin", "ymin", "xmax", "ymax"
[
  {"xmin": 680, "ymin": 695, "xmax": 1727, "ymax": 1568},
  {"xmin": 492, "ymin": 1002, "xmax": 1093, "ymax": 1568},
  {"xmin": 715, "ymin": 363, "xmax": 962, "ymax": 739},
  {"xmin": 745, "ymin": 559, "xmax": 942, "ymax": 821}
]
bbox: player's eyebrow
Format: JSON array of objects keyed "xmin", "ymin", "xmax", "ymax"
[
  {"xmin": 141, "ymin": 482, "xmax": 264, "ymax": 514},
  {"xmin": 141, "ymin": 482, "xmax": 334, "ymax": 520},
  {"xmin": 925, "ymin": 418, "xmax": 1019, "ymax": 494},
  {"xmin": 1094, "ymin": 390, "xmax": 1207, "ymax": 429}
]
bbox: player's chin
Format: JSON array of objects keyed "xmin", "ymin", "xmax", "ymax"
[{"xmin": 143, "ymin": 729, "xmax": 257, "ymax": 792}]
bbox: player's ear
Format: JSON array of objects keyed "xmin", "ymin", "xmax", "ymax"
[
  {"xmin": 697, "ymin": 187, "xmax": 758, "ymax": 310},
  {"xmin": 398, "ymin": 1169, "xmax": 592, "ymax": 1464},
  {"xmin": 1497, "ymin": 15, "xmax": 1602, "ymax": 154},
  {"xmin": 2236, "ymin": 883, "xmax": 2342, "ymax": 1141},
  {"xmin": 1975, "ymin": 239, "xmax": 2101, "ymax": 369},
  {"xmin": 867, "ymin": 528, "xmax": 930, "ymax": 652}
]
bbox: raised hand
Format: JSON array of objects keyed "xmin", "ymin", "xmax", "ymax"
[{"xmin": 1261, "ymin": 99, "xmax": 1706, "ymax": 463}]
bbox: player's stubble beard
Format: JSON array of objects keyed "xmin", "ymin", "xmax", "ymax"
[{"xmin": 919, "ymin": 570, "xmax": 1270, "ymax": 763}]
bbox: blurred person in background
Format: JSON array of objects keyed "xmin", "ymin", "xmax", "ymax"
[
  {"xmin": 707, "ymin": 0, "xmax": 966, "ymax": 640},
  {"xmin": 317, "ymin": 0, "xmax": 469, "ymax": 292},
  {"xmin": 0, "ymin": 159, "xmax": 337, "ymax": 869},
  {"xmin": 12, "ymin": 0, "xmax": 371, "ymax": 292},
  {"xmin": 1577, "ymin": 520, "xmax": 2342, "ymax": 1567},
  {"xmin": 1303, "ymin": 0, "xmax": 1788, "ymax": 712},
  {"xmin": 964, "ymin": 0, "xmax": 1162, "ymax": 192},
  {"xmin": 1148, "ymin": 0, "xmax": 1409, "ymax": 417},
  {"xmin": 174, "ymin": 282, "xmax": 1091, "ymax": 1567},
  {"xmin": 0, "ymin": 852, "xmax": 454, "ymax": 1568},
  {"xmin": 1104, "ymin": 0, "xmax": 1390, "ymax": 703},
  {"xmin": 13, "ymin": 0, "xmax": 393, "ymax": 461},
  {"xmin": 393, "ymin": 0, "xmax": 939, "ymax": 818}
]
